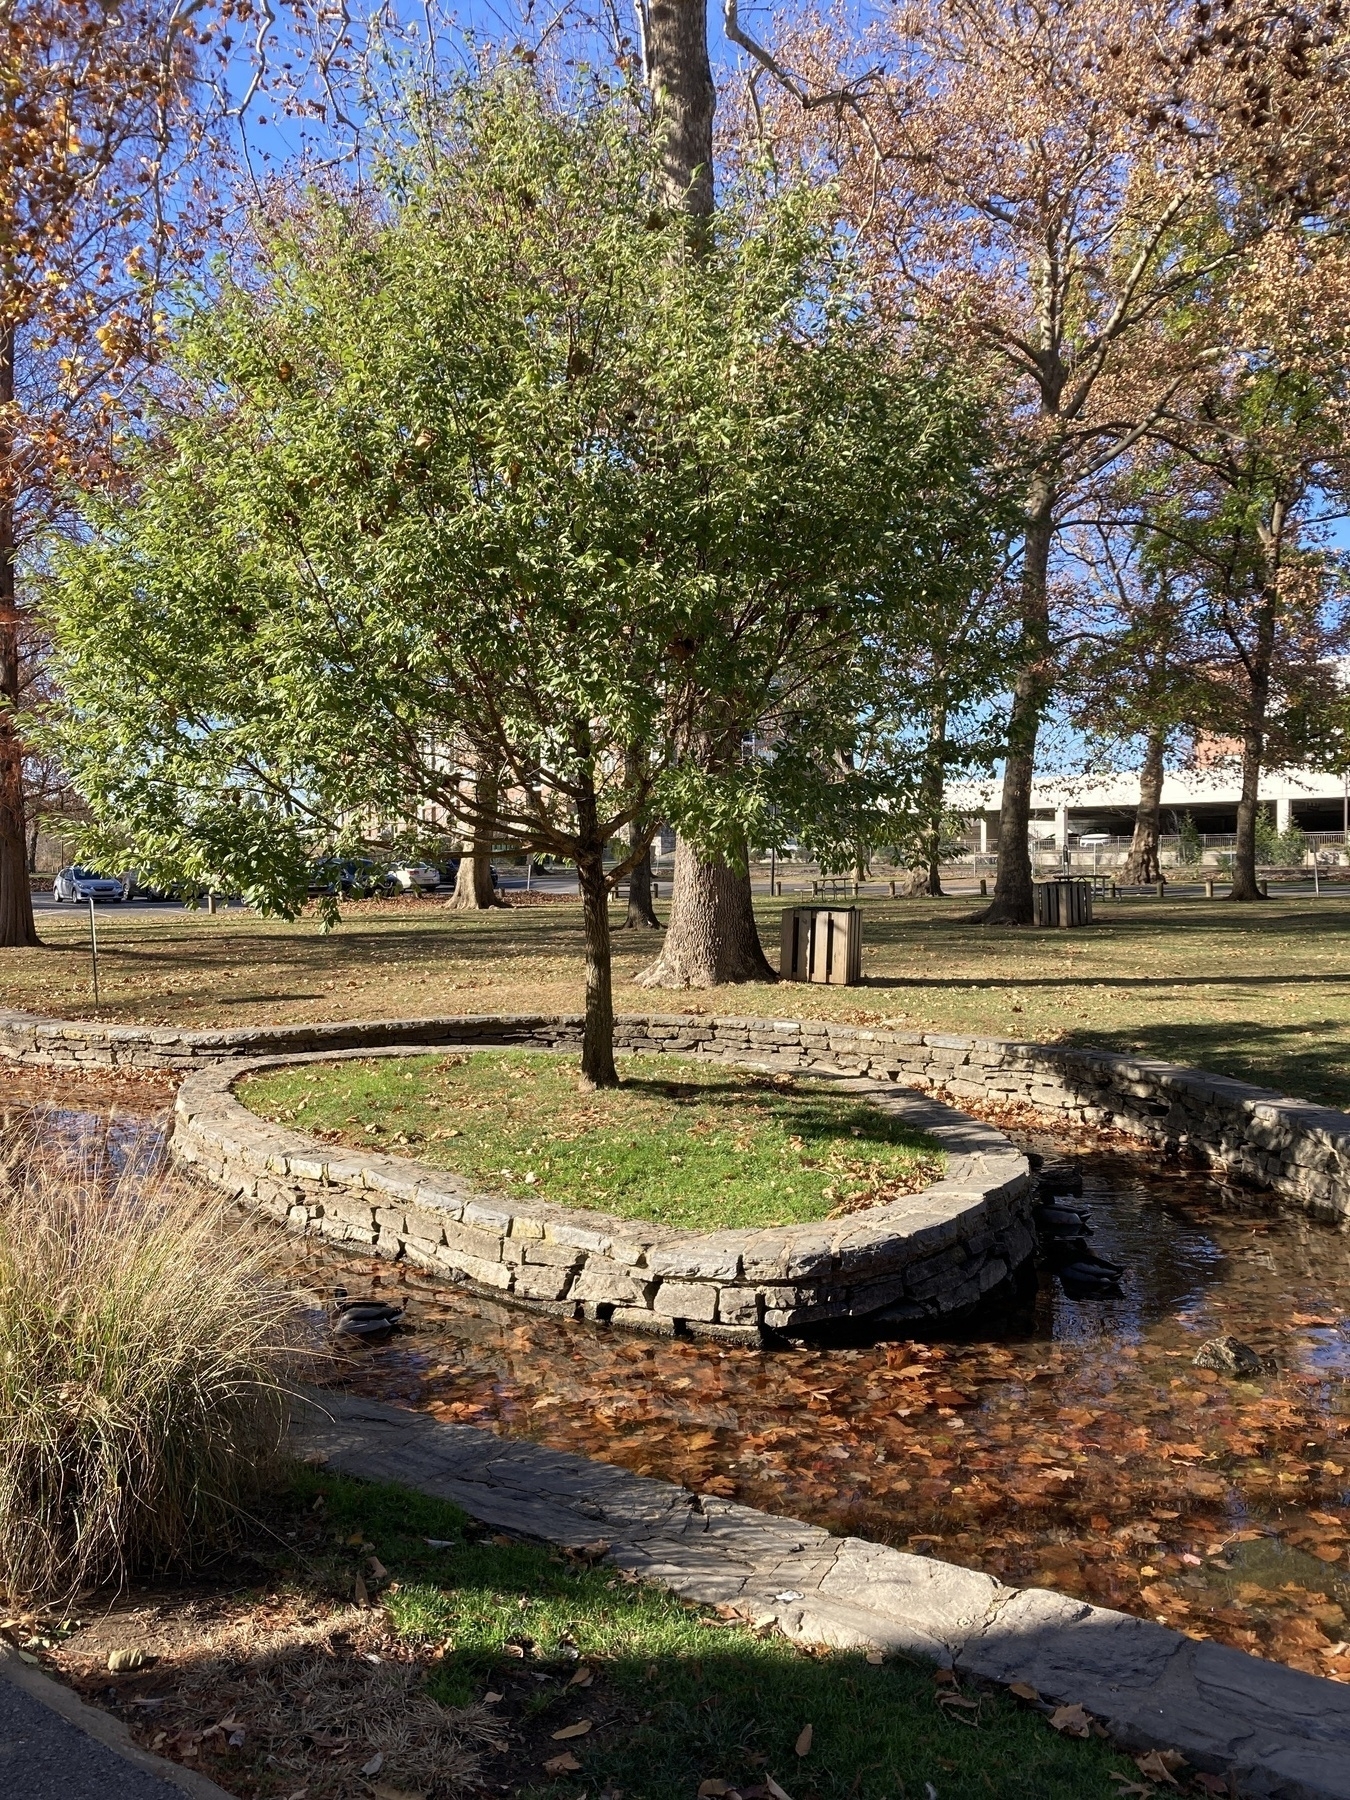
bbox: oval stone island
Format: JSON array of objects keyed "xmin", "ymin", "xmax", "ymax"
[{"xmin": 172, "ymin": 1034, "xmax": 1036, "ymax": 1342}]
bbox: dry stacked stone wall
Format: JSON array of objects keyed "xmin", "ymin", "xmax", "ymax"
[
  {"xmin": 4, "ymin": 1005, "xmax": 1348, "ymax": 1225},
  {"xmin": 171, "ymin": 1047, "xmax": 1033, "ymax": 1340}
]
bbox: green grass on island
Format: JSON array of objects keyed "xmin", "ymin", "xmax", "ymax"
[{"xmin": 239, "ymin": 1051, "xmax": 945, "ymax": 1230}]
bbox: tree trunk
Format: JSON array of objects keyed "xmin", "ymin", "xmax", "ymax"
[
  {"xmin": 624, "ymin": 844, "xmax": 661, "ymax": 929},
  {"xmin": 633, "ymin": 835, "xmax": 776, "ymax": 987},
  {"xmin": 979, "ymin": 490, "xmax": 1054, "ymax": 926},
  {"xmin": 576, "ymin": 848, "xmax": 619, "ymax": 1087},
  {"xmin": 619, "ymin": 750, "xmax": 661, "ymax": 929},
  {"xmin": 0, "ymin": 322, "xmax": 38, "ymax": 949},
  {"xmin": 1230, "ymin": 741, "xmax": 1265, "ymax": 902},
  {"xmin": 644, "ymin": 0, "xmax": 715, "ymax": 220},
  {"xmin": 1123, "ymin": 727, "xmax": 1166, "ymax": 885},
  {"xmin": 1229, "ymin": 593, "xmax": 1276, "ymax": 903},
  {"xmin": 445, "ymin": 763, "xmax": 508, "ymax": 910},
  {"xmin": 920, "ymin": 699, "xmax": 948, "ymax": 898}
]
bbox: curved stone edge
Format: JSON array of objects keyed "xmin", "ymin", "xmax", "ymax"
[
  {"xmin": 300, "ymin": 1390, "xmax": 1350, "ymax": 1800},
  {"xmin": 171, "ymin": 1044, "xmax": 1034, "ymax": 1339},
  {"xmin": 4, "ymin": 1005, "xmax": 1347, "ymax": 1223}
]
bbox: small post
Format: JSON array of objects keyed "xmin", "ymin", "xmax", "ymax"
[
  {"xmin": 811, "ymin": 879, "xmax": 818, "ymax": 896},
  {"xmin": 1314, "ymin": 859, "xmax": 1320, "ymax": 896},
  {"xmin": 1205, "ymin": 878, "xmax": 1216, "ymax": 900},
  {"xmin": 207, "ymin": 891, "xmax": 218, "ymax": 915},
  {"xmin": 87, "ymin": 897, "xmax": 100, "ymax": 1016},
  {"xmin": 652, "ymin": 879, "xmax": 659, "ymax": 900},
  {"xmin": 770, "ymin": 846, "xmax": 776, "ymax": 895},
  {"xmin": 1155, "ymin": 880, "xmax": 1165, "ymax": 899},
  {"xmin": 526, "ymin": 857, "xmax": 533, "ymax": 892},
  {"xmin": 978, "ymin": 877, "xmax": 987, "ymax": 897},
  {"xmin": 889, "ymin": 878, "xmax": 896, "ymax": 897}
]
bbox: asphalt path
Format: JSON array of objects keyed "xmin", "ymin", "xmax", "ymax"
[{"xmin": 0, "ymin": 1649, "xmax": 225, "ymax": 1800}]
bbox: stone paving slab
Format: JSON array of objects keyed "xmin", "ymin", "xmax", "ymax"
[{"xmin": 296, "ymin": 1391, "xmax": 1350, "ymax": 1800}]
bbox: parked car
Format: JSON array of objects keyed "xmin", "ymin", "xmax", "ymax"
[
  {"xmin": 119, "ymin": 871, "xmax": 176, "ymax": 902},
  {"xmin": 307, "ymin": 856, "xmax": 386, "ymax": 898},
  {"xmin": 436, "ymin": 856, "xmax": 500, "ymax": 890},
  {"xmin": 53, "ymin": 866, "xmax": 124, "ymax": 904},
  {"xmin": 385, "ymin": 861, "xmax": 440, "ymax": 894}
]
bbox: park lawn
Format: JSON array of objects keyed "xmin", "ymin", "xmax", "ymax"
[
  {"xmin": 238, "ymin": 1051, "xmax": 944, "ymax": 1230},
  {"xmin": 42, "ymin": 1467, "xmax": 1140, "ymax": 1800},
  {"xmin": 5, "ymin": 891, "xmax": 1350, "ymax": 1106}
]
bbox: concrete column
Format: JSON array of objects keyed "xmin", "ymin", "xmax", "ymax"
[
  {"xmin": 1054, "ymin": 806, "xmax": 1069, "ymax": 848},
  {"xmin": 978, "ymin": 816, "xmax": 988, "ymax": 854},
  {"xmin": 1276, "ymin": 795, "xmax": 1291, "ymax": 833}
]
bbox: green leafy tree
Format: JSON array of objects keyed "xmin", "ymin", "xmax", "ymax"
[{"xmin": 45, "ymin": 75, "xmax": 990, "ymax": 1083}]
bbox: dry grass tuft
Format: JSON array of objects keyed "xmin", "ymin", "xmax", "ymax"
[{"xmin": 0, "ymin": 1118, "xmax": 302, "ymax": 1603}]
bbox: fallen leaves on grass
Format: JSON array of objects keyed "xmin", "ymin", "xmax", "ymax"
[
  {"xmin": 550, "ymin": 1719, "xmax": 593, "ymax": 1740},
  {"xmin": 55, "ymin": 1599, "xmax": 500, "ymax": 1800},
  {"xmin": 543, "ymin": 1752, "xmax": 583, "ymax": 1774},
  {"xmin": 1048, "ymin": 1703, "xmax": 1092, "ymax": 1738},
  {"xmin": 794, "ymin": 1723, "xmax": 812, "ymax": 1756}
]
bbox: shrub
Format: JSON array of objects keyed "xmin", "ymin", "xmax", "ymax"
[{"xmin": 0, "ymin": 1126, "xmax": 301, "ymax": 1602}]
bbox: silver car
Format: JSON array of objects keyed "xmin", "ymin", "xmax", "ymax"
[{"xmin": 53, "ymin": 866, "xmax": 125, "ymax": 904}]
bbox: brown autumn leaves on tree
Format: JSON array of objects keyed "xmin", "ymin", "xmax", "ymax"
[
  {"xmin": 757, "ymin": 0, "xmax": 1350, "ymax": 919},
  {"xmin": 0, "ymin": 0, "xmax": 214, "ymax": 949}
]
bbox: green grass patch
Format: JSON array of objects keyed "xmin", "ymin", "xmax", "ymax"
[
  {"xmin": 283, "ymin": 1467, "xmax": 1137, "ymax": 1799},
  {"xmin": 240, "ymin": 1051, "xmax": 944, "ymax": 1230}
]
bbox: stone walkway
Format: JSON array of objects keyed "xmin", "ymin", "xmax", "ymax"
[{"xmin": 299, "ymin": 1391, "xmax": 1350, "ymax": 1800}]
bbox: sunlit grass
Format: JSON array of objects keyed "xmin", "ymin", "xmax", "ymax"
[
  {"xmin": 239, "ymin": 1051, "xmax": 944, "ymax": 1229},
  {"xmin": 278, "ymin": 1468, "xmax": 1140, "ymax": 1800},
  {"xmin": 6, "ymin": 892, "xmax": 1350, "ymax": 1105}
]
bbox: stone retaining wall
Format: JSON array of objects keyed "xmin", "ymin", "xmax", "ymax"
[
  {"xmin": 4, "ymin": 1005, "xmax": 1348, "ymax": 1222},
  {"xmin": 172, "ymin": 1048, "xmax": 1033, "ymax": 1340}
]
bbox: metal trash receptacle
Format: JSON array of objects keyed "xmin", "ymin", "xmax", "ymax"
[
  {"xmin": 1033, "ymin": 878, "xmax": 1093, "ymax": 927},
  {"xmin": 780, "ymin": 905, "xmax": 862, "ymax": 984}
]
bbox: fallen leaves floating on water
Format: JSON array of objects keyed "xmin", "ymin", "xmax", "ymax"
[{"xmin": 275, "ymin": 1134, "xmax": 1350, "ymax": 1680}]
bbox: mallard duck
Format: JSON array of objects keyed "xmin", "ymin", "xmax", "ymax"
[{"xmin": 329, "ymin": 1287, "xmax": 407, "ymax": 1337}]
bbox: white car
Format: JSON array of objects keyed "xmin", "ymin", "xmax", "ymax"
[
  {"xmin": 384, "ymin": 862, "xmax": 440, "ymax": 893},
  {"xmin": 53, "ymin": 866, "xmax": 125, "ymax": 904}
]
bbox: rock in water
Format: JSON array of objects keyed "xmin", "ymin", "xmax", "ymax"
[
  {"xmin": 1035, "ymin": 1160, "xmax": 1084, "ymax": 1198},
  {"xmin": 1193, "ymin": 1335, "xmax": 1273, "ymax": 1378}
]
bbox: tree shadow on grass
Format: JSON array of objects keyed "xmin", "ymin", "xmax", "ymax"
[{"xmin": 53, "ymin": 1468, "xmax": 1134, "ymax": 1800}]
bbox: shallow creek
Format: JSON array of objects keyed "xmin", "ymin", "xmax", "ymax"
[{"xmin": 17, "ymin": 1082, "xmax": 1350, "ymax": 1680}]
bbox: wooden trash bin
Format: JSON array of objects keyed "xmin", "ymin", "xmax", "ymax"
[
  {"xmin": 1033, "ymin": 878, "xmax": 1093, "ymax": 928},
  {"xmin": 780, "ymin": 905, "xmax": 863, "ymax": 984}
]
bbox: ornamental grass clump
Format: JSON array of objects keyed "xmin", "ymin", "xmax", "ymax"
[{"xmin": 0, "ymin": 1125, "xmax": 301, "ymax": 1602}]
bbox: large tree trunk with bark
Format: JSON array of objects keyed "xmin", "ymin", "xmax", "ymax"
[
  {"xmin": 0, "ymin": 323, "xmax": 38, "ymax": 949},
  {"xmin": 1123, "ymin": 727, "xmax": 1166, "ymax": 885},
  {"xmin": 576, "ymin": 846, "xmax": 618, "ymax": 1088},
  {"xmin": 445, "ymin": 763, "xmax": 508, "ymax": 911},
  {"xmin": 979, "ymin": 490, "xmax": 1054, "ymax": 925},
  {"xmin": 644, "ymin": 0, "xmax": 715, "ymax": 220},
  {"xmin": 634, "ymin": 835, "xmax": 775, "ymax": 987},
  {"xmin": 1229, "ymin": 594, "xmax": 1276, "ymax": 903}
]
